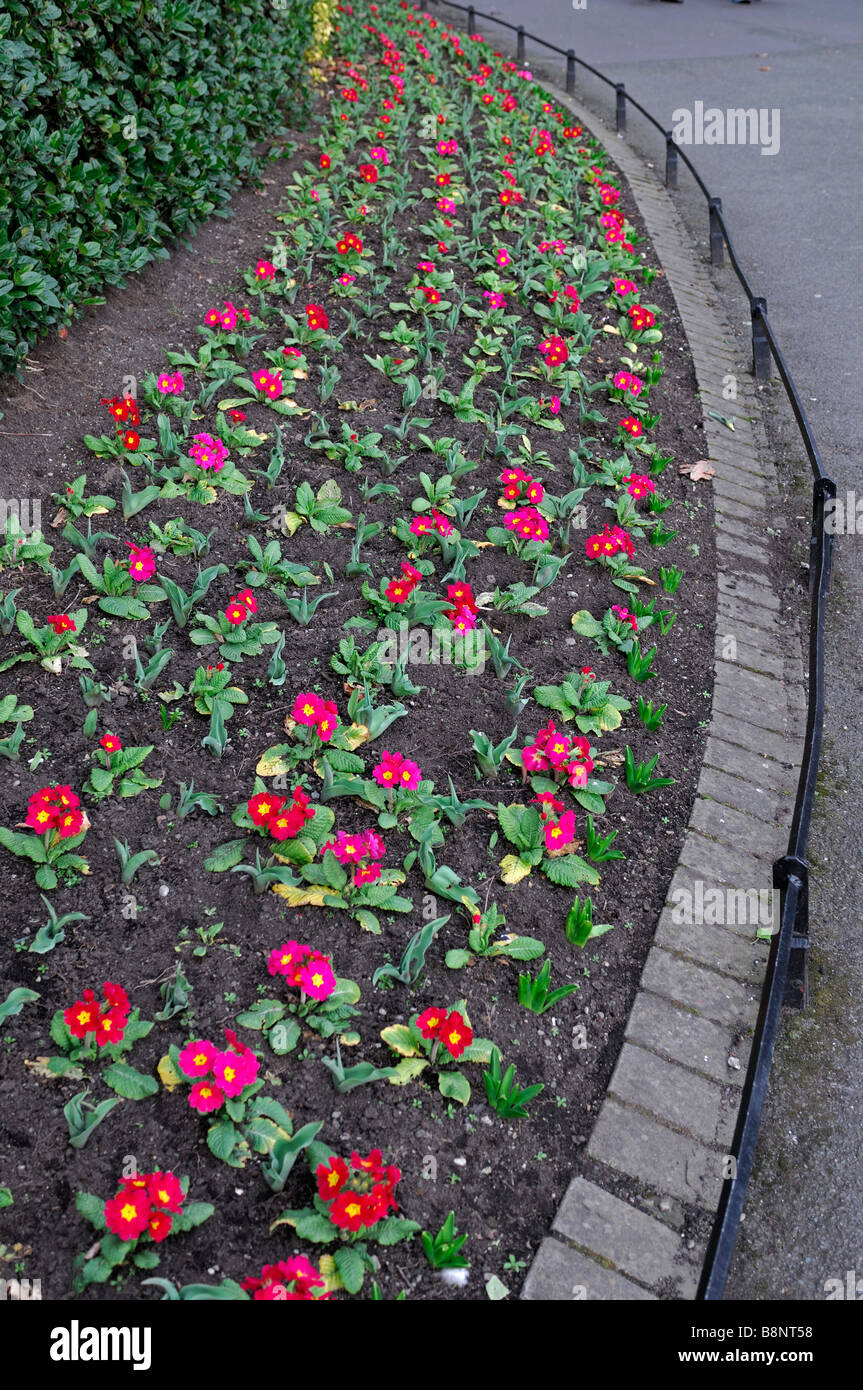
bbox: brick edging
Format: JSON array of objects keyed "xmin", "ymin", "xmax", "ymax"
[{"xmin": 519, "ymin": 85, "xmax": 806, "ymax": 1301}]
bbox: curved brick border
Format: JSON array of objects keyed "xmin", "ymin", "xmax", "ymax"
[{"xmin": 515, "ymin": 86, "xmax": 807, "ymax": 1300}]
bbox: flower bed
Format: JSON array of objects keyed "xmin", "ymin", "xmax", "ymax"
[{"xmin": 0, "ymin": 0, "xmax": 716, "ymax": 1300}]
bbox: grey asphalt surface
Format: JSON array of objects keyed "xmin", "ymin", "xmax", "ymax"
[{"xmin": 432, "ymin": 0, "xmax": 863, "ymax": 1301}]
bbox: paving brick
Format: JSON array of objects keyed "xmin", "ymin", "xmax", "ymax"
[
  {"xmin": 718, "ymin": 574, "xmax": 781, "ymax": 610},
  {"xmin": 588, "ymin": 1098, "xmax": 725, "ymax": 1209},
  {"xmin": 607, "ymin": 1044, "xmax": 734, "ymax": 1154},
  {"xmin": 710, "ymin": 711, "xmax": 803, "ymax": 765},
  {"xmin": 663, "ymin": 864, "xmax": 774, "ymax": 941},
  {"xmin": 712, "ymin": 477, "xmax": 767, "ymax": 509},
  {"xmin": 713, "ymin": 619, "xmax": 784, "ymax": 655},
  {"xmin": 679, "ymin": 828, "xmax": 775, "ymax": 887},
  {"xmin": 521, "ymin": 1236, "xmax": 656, "ymax": 1301},
  {"xmin": 655, "ymin": 908, "xmax": 772, "ymax": 983},
  {"xmin": 716, "ymin": 530, "xmax": 772, "ymax": 567},
  {"xmin": 712, "ymin": 680, "xmax": 787, "ymax": 735},
  {"xmin": 703, "ymin": 735, "xmax": 798, "ymax": 790},
  {"xmin": 641, "ymin": 946, "xmax": 759, "ymax": 1029},
  {"xmin": 717, "ymin": 593, "xmax": 780, "ymax": 634},
  {"xmin": 690, "ymin": 796, "xmax": 787, "ymax": 863},
  {"xmin": 697, "ymin": 764, "xmax": 793, "ymax": 826},
  {"xmin": 713, "ymin": 636, "xmax": 784, "ymax": 679},
  {"xmin": 714, "ymin": 493, "xmax": 763, "ymax": 523},
  {"xmin": 626, "ymin": 990, "xmax": 751, "ymax": 1086},
  {"xmin": 553, "ymin": 1176, "xmax": 697, "ymax": 1296}
]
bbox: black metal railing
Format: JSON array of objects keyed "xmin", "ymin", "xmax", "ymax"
[{"xmin": 428, "ymin": 0, "xmax": 836, "ymax": 1302}]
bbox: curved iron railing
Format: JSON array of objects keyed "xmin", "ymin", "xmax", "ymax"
[{"xmin": 428, "ymin": 0, "xmax": 836, "ymax": 1302}]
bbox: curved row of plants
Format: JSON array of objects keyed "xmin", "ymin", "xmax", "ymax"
[{"xmin": 0, "ymin": 0, "xmax": 710, "ymax": 1300}]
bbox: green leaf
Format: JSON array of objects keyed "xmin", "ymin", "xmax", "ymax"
[
  {"xmin": 0, "ymin": 827, "xmax": 47, "ymax": 863},
  {"xmin": 373, "ymin": 1216, "xmax": 422, "ymax": 1246},
  {"xmin": 542, "ymin": 854, "xmax": 600, "ymax": 887},
  {"xmin": 268, "ymin": 1018, "xmax": 301, "ymax": 1055},
  {"xmin": 207, "ymin": 1119, "xmax": 244, "ymax": 1166},
  {"xmin": 102, "ymin": 1063, "xmax": 158, "ymax": 1101},
  {"xmin": 334, "ymin": 1245, "xmax": 365, "ymax": 1294},
  {"xmin": 204, "ymin": 839, "xmax": 246, "ymax": 872},
  {"xmin": 438, "ymin": 1070, "xmax": 471, "ymax": 1105},
  {"xmin": 0, "ymin": 986, "xmax": 39, "ymax": 1020},
  {"xmin": 445, "ymin": 948, "xmax": 472, "ymax": 970},
  {"xmin": 76, "ymin": 1191, "xmax": 107, "ymax": 1232}
]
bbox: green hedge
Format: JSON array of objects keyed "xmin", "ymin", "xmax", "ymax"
[{"xmin": 0, "ymin": 0, "xmax": 314, "ymax": 374}]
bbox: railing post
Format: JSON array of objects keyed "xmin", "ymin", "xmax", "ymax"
[
  {"xmin": 750, "ymin": 296, "xmax": 771, "ymax": 380},
  {"xmin": 566, "ymin": 48, "xmax": 576, "ymax": 95},
  {"xmin": 467, "ymin": 4, "xmax": 475, "ymax": 32},
  {"xmin": 516, "ymin": 25, "xmax": 525, "ymax": 66},
  {"xmin": 708, "ymin": 196, "xmax": 724, "ymax": 266},
  {"xmin": 665, "ymin": 130, "xmax": 678, "ymax": 189},
  {"xmin": 615, "ymin": 83, "xmax": 626, "ymax": 134}
]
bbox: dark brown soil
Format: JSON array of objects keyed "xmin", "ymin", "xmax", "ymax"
[{"xmin": 0, "ymin": 30, "xmax": 716, "ymax": 1301}]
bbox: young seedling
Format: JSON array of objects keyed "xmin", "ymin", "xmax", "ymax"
[
  {"xmin": 28, "ymin": 895, "xmax": 90, "ymax": 954},
  {"xmin": 372, "ymin": 915, "xmax": 450, "ymax": 989},
  {"xmin": 482, "ymin": 1046, "xmax": 544, "ymax": 1119},
  {"xmin": 584, "ymin": 814, "xmax": 625, "ymax": 864},
  {"xmin": 113, "ymin": 838, "xmax": 159, "ymax": 884},
  {"xmin": 637, "ymin": 696, "xmax": 667, "ymax": 732},
  {"xmin": 517, "ymin": 959, "xmax": 579, "ymax": 1015},
  {"xmin": 660, "ymin": 565, "xmax": 683, "ymax": 594},
  {"xmin": 623, "ymin": 747, "xmax": 675, "ymax": 795},
  {"xmin": 564, "ymin": 896, "xmax": 615, "ymax": 948},
  {"xmin": 469, "ymin": 726, "xmax": 519, "ymax": 779},
  {"xmin": 421, "ymin": 1212, "xmax": 470, "ymax": 1272},
  {"xmin": 627, "ymin": 640, "xmax": 658, "ymax": 683}
]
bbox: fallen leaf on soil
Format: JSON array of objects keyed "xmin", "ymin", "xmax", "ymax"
[
  {"xmin": 24, "ymin": 1057, "xmax": 84, "ymax": 1082},
  {"xmin": 679, "ymin": 460, "xmax": 716, "ymax": 482},
  {"xmin": 157, "ymin": 1053, "xmax": 183, "ymax": 1092},
  {"xmin": 500, "ymin": 854, "xmax": 531, "ymax": 885}
]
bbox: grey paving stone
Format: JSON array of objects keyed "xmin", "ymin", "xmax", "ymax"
[
  {"xmin": 521, "ymin": 1236, "xmax": 655, "ymax": 1301},
  {"xmin": 608, "ymin": 1044, "xmax": 734, "ymax": 1153},
  {"xmin": 588, "ymin": 1098, "xmax": 725, "ymax": 1209},
  {"xmin": 655, "ymin": 909, "xmax": 772, "ymax": 984},
  {"xmin": 663, "ymin": 864, "xmax": 774, "ymax": 941},
  {"xmin": 713, "ymin": 636, "xmax": 784, "ymax": 679},
  {"xmin": 714, "ymin": 493, "xmax": 764, "ymax": 523},
  {"xmin": 716, "ymin": 531, "xmax": 772, "ymax": 567},
  {"xmin": 679, "ymin": 828, "xmax": 776, "ymax": 887},
  {"xmin": 641, "ymin": 946, "xmax": 759, "ymax": 1029},
  {"xmin": 713, "ymin": 478, "xmax": 767, "ymax": 509},
  {"xmin": 717, "ymin": 593, "xmax": 780, "ymax": 634},
  {"xmin": 712, "ymin": 681, "xmax": 788, "ymax": 735},
  {"xmin": 626, "ymin": 990, "xmax": 752, "ymax": 1086},
  {"xmin": 710, "ymin": 711, "xmax": 803, "ymax": 764},
  {"xmin": 553, "ymin": 1175, "xmax": 697, "ymax": 1296},
  {"xmin": 718, "ymin": 574, "xmax": 781, "ymax": 610},
  {"xmin": 713, "ymin": 619, "xmax": 784, "ymax": 656},
  {"xmin": 690, "ymin": 796, "xmax": 786, "ymax": 860},
  {"xmin": 698, "ymin": 764, "xmax": 793, "ymax": 827},
  {"xmin": 703, "ymin": 735, "xmax": 798, "ymax": 790}
]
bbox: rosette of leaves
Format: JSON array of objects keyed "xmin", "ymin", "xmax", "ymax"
[
  {"xmin": 51, "ymin": 474, "xmax": 116, "ymax": 520},
  {"xmin": 273, "ymin": 848, "xmax": 413, "ymax": 936},
  {"xmin": 158, "ymin": 1045, "xmax": 322, "ymax": 1188},
  {"xmin": 237, "ymin": 534, "xmax": 319, "ymax": 587},
  {"xmin": 444, "ymin": 902, "xmax": 545, "ymax": 972},
  {"xmin": 74, "ymin": 553, "xmax": 166, "ymax": 621},
  {"xmin": 278, "ymin": 479, "xmax": 352, "ymax": 536},
  {"xmin": 48, "ymin": 1006, "xmax": 157, "ymax": 1104},
  {"xmin": 381, "ymin": 1002, "xmax": 495, "ymax": 1106},
  {"xmin": 272, "ymin": 1142, "xmax": 420, "ymax": 1295},
  {"xmin": 235, "ymin": 975, "xmax": 362, "ymax": 1056},
  {"xmin": 85, "ymin": 745, "xmax": 163, "ymax": 801},
  {"xmin": 532, "ymin": 672, "xmax": 631, "ymax": 736},
  {"xmin": 316, "ymin": 752, "xmax": 445, "ymax": 848},
  {"xmin": 571, "ymin": 608, "xmax": 652, "ymax": 658},
  {"xmin": 505, "ymin": 749, "xmax": 615, "ymax": 818},
  {"xmin": 204, "ymin": 779, "xmax": 336, "ymax": 879},
  {"xmin": 11, "ymin": 606, "xmax": 92, "ymax": 675},
  {"xmin": 188, "ymin": 665, "xmax": 248, "ymax": 722},
  {"xmin": 72, "ymin": 1180, "xmax": 213, "ymax": 1293},
  {"xmin": 0, "ymin": 514, "xmax": 53, "ymax": 570},
  {"xmin": 0, "ymin": 816, "xmax": 90, "ymax": 892},
  {"xmin": 496, "ymin": 803, "xmax": 601, "ymax": 890},
  {"xmin": 189, "ymin": 608, "xmax": 281, "ymax": 662}
]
